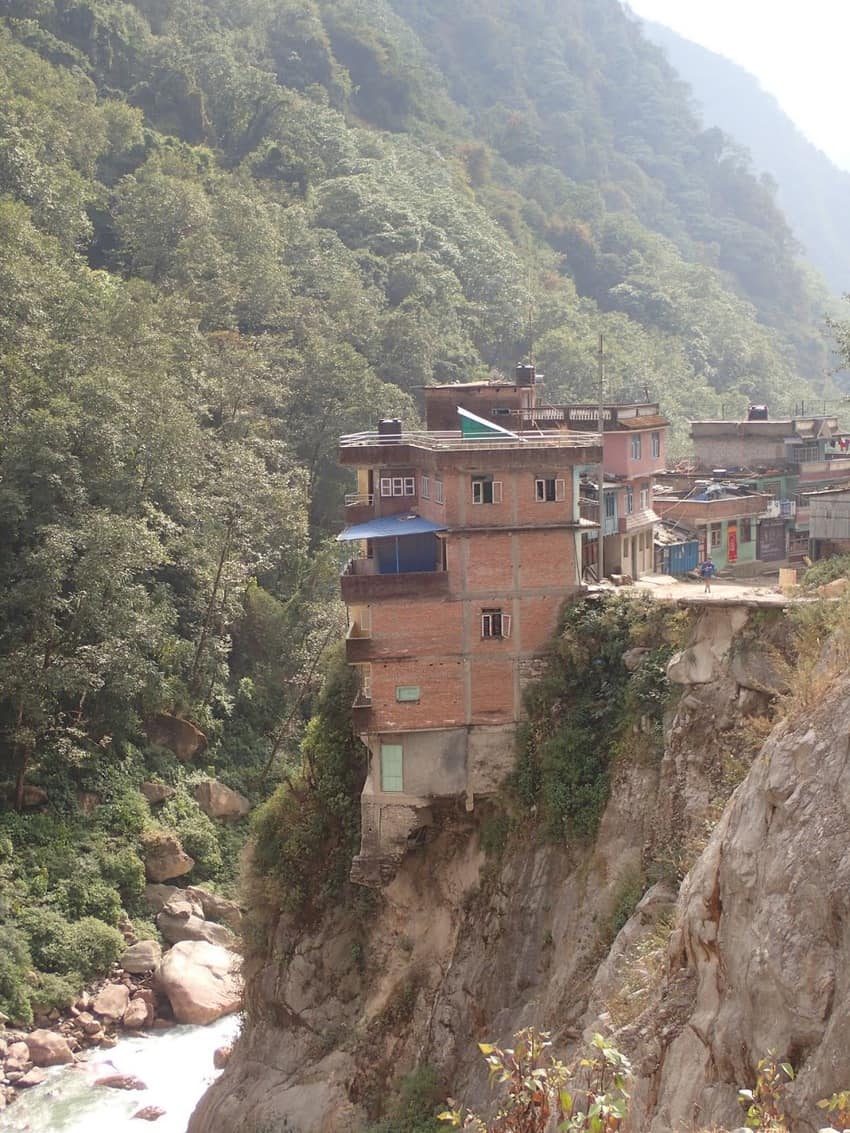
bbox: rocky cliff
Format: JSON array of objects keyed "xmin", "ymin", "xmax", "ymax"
[{"xmin": 190, "ymin": 602, "xmax": 848, "ymax": 1133}]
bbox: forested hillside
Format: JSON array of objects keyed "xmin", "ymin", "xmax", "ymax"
[
  {"xmin": 643, "ymin": 18, "xmax": 850, "ymax": 298},
  {"xmin": 0, "ymin": 0, "xmax": 843, "ymax": 1019}
]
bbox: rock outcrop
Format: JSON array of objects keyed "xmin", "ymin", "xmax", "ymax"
[
  {"xmin": 144, "ymin": 714, "xmax": 207, "ymax": 761},
  {"xmin": 156, "ymin": 941, "xmax": 242, "ymax": 1025},
  {"xmin": 157, "ymin": 891, "xmax": 236, "ymax": 948},
  {"xmin": 193, "ymin": 780, "xmax": 250, "ymax": 820},
  {"xmin": 143, "ymin": 833, "xmax": 195, "ymax": 882}
]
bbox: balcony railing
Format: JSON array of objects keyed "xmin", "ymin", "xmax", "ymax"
[
  {"xmin": 341, "ymin": 559, "xmax": 449, "ymax": 601},
  {"xmin": 339, "ymin": 429, "xmax": 601, "ymax": 452},
  {"xmin": 344, "ymin": 492, "xmax": 375, "ymax": 507},
  {"xmin": 579, "ymin": 497, "xmax": 600, "ymax": 523}
]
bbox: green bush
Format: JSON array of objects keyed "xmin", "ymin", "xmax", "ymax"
[
  {"xmin": 56, "ymin": 872, "xmax": 123, "ymax": 924},
  {"xmin": 18, "ymin": 907, "xmax": 124, "ymax": 980},
  {"xmin": 29, "ymin": 971, "xmax": 80, "ymax": 1016},
  {"xmin": 802, "ymin": 554, "xmax": 850, "ymax": 589},
  {"xmin": 365, "ymin": 1065, "xmax": 445, "ymax": 1133},
  {"xmin": 0, "ymin": 925, "xmax": 35, "ymax": 1024},
  {"xmin": 100, "ymin": 845, "xmax": 146, "ymax": 907},
  {"xmin": 160, "ymin": 791, "xmax": 223, "ymax": 878}
]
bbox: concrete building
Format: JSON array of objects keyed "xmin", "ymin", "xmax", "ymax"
[
  {"xmin": 807, "ymin": 484, "xmax": 850, "ymax": 559},
  {"xmin": 653, "ymin": 484, "xmax": 774, "ymax": 571},
  {"xmin": 338, "ymin": 370, "xmax": 602, "ymax": 885}
]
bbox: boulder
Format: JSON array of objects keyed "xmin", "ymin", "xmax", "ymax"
[
  {"xmin": 186, "ymin": 887, "xmax": 243, "ymax": 933},
  {"xmin": 120, "ymin": 940, "xmax": 163, "ymax": 974},
  {"xmin": 193, "ymin": 780, "xmax": 250, "ymax": 820},
  {"xmin": 140, "ymin": 782, "xmax": 175, "ymax": 805},
  {"xmin": 819, "ymin": 577, "xmax": 849, "ymax": 598},
  {"xmin": 7, "ymin": 1041, "xmax": 29, "ymax": 1062},
  {"xmin": 25, "ymin": 1029, "xmax": 74, "ymax": 1067},
  {"xmin": 213, "ymin": 1044, "xmax": 232, "ymax": 1069},
  {"xmin": 155, "ymin": 941, "xmax": 242, "ymax": 1025},
  {"xmin": 157, "ymin": 892, "xmax": 235, "ymax": 948},
  {"xmin": 730, "ymin": 644, "xmax": 788, "ymax": 696},
  {"xmin": 622, "ymin": 646, "xmax": 650, "ymax": 672},
  {"xmin": 96, "ymin": 1073, "xmax": 147, "ymax": 1090},
  {"xmin": 145, "ymin": 714, "xmax": 207, "ymax": 761},
  {"xmin": 20, "ymin": 785, "xmax": 48, "ymax": 808},
  {"xmin": 142, "ymin": 883, "xmax": 180, "ymax": 914},
  {"xmin": 92, "ymin": 983, "xmax": 130, "ymax": 1022},
  {"xmin": 17, "ymin": 1067, "xmax": 47, "ymax": 1088},
  {"xmin": 123, "ymin": 998, "xmax": 151, "ymax": 1030},
  {"xmin": 143, "ymin": 834, "xmax": 194, "ymax": 883},
  {"xmin": 133, "ymin": 1106, "xmax": 166, "ymax": 1121}
]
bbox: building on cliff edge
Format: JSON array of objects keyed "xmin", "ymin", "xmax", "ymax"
[{"xmin": 336, "ymin": 366, "xmax": 618, "ymax": 886}]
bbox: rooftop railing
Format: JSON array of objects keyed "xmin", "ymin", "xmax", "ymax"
[{"xmin": 339, "ymin": 428, "xmax": 601, "ymax": 451}]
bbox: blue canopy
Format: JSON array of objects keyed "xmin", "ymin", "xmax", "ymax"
[{"xmin": 336, "ymin": 514, "xmax": 447, "ymax": 542}]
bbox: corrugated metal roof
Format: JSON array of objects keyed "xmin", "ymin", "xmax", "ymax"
[{"xmin": 336, "ymin": 514, "xmax": 447, "ymax": 542}]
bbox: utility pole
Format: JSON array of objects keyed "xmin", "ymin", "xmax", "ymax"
[{"xmin": 597, "ymin": 333, "xmax": 605, "ymax": 583}]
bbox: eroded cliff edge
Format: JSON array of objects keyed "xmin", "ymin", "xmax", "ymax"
[{"xmin": 190, "ymin": 601, "xmax": 850, "ymax": 1133}]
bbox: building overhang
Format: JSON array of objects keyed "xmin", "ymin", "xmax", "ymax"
[{"xmin": 337, "ymin": 514, "xmax": 447, "ymax": 542}]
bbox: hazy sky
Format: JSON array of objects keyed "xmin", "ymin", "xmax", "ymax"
[{"xmin": 626, "ymin": 0, "xmax": 850, "ymax": 172}]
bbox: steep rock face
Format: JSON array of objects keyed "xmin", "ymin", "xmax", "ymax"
[
  {"xmin": 631, "ymin": 675, "xmax": 850, "ymax": 1133},
  {"xmin": 190, "ymin": 606, "xmax": 787, "ymax": 1133}
]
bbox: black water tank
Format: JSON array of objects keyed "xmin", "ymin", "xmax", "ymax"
[
  {"xmin": 377, "ymin": 418, "xmax": 402, "ymax": 437},
  {"xmin": 515, "ymin": 363, "xmax": 536, "ymax": 387},
  {"xmin": 748, "ymin": 404, "xmax": 768, "ymax": 421}
]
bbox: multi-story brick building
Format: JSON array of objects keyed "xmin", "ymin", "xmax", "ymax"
[{"xmin": 338, "ymin": 371, "xmax": 601, "ymax": 885}]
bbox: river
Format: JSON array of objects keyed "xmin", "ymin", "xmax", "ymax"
[{"xmin": 0, "ymin": 1014, "xmax": 240, "ymax": 1133}]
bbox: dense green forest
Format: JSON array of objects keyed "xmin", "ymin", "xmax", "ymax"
[{"xmin": 0, "ymin": 0, "xmax": 846, "ymax": 1020}]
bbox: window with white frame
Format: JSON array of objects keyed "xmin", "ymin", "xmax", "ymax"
[
  {"xmin": 710, "ymin": 525, "xmax": 722, "ymax": 549},
  {"xmin": 421, "ymin": 475, "xmax": 430, "ymax": 499},
  {"xmin": 380, "ymin": 475, "xmax": 416, "ymax": 497},
  {"xmin": 481, "ymin": 608, "xmax": 511, "ymax": 639},
  {"xmin": 434, "ymin": 478, "xmax": 444, "ymax": 504},
  {"xmin": 640, "ymin": 486, "xmax": 649, "ymax": 510},
  {"xmin": 651, "ymin": 431, "xmax": 661, "ymax": 458},
  {"xmin": 604, "ymin": 492, "xmax": 615, "ymax": 519},
  {"xmin": 472, "ymin": 475, "xmax": 502, "ymax": 505},
  {"xmin": 625, "ymin": 487, "xmax": 634, "ymax": 514},
  {"xmin": 630, "ymin": 435, "xmax": 642, "ymax": 460},
  {"xmin": 535, "ymin": 477, "xmax": 566, "ymax": 502}
]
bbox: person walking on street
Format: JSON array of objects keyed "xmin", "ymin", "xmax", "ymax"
[{"xmin": 700, "ymin": 555, "xmax": 716, "ymax": 593}]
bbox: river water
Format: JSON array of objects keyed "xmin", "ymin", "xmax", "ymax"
[{"xmin": 0, "ymin": 1014, "xmax": 240, "ymax": 1133}]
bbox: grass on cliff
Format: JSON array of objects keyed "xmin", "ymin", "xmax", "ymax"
[
  {"xmin": 245, "ymin": 648, "xmax": 366, "ymax": 939},
  {"xmin": 512, "ymin": 593, "xmax": 688, "ymax": 844}
]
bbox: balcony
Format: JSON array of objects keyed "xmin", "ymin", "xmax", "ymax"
[
  {"xmin": 344, "ymin": 492, "xmax": 375, "ymax": 525},
  {"xmin": 579, "ymin": 496, "xmax": 600, "ymax": 524},
  {"xmin": 345, "ymin": 620, "xmax": 373, "ymax": 662},
  {"xmin": 351, "ymin": 691, "xmax": 373, "ymax": 733},
  {"xmin": 762, "ymin": 499, "xmax": 797, "ymax": 519},
  {"xmin": 341, "ymin": 558, "xmax": 449, "ymax": 602}
]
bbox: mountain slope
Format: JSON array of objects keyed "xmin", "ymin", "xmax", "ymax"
[{"xmin": 642, "ymin": 18, "xmax": 850, "ymax": 297}]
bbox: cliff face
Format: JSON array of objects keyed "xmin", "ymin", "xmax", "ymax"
[
  {"xmin": 630, "ymin": 669, "xmax": 850, "ymax": 1132},
  {"xmin": 191, "ymin": 604, "xmax": 845, "ymax": 1133}
]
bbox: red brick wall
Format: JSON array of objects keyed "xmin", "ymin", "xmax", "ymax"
[
  {"xmin": 370, "ymin": 600, "xmax": 463, "ymax": 658},
  {"xmin": 370, "ymin": 658, "xmax": 466, "ymax": 730},
  {"xmin": 470, "ymin": 657, "xmax": 515, "ymax": 722}
]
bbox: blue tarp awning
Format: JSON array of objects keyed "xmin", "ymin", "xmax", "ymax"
[{"xmin": 336, "ymin": 514, "xmax": 447, "ymax": 542}]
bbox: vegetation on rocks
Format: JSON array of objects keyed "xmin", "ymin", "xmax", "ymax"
[{"xmin": 514, "ymin": 594, "xmax": 686, "ymax": 842}]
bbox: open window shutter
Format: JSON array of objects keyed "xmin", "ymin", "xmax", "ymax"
[
  {"xmin": 501, "ymin": 614, "xmax": 512, "ymax": 638},
  {"xmin": 492, "ymin": 481, "xmax": 503, "ymax": 504},
  {"xmin": 555, "ymin": 479, "xmax": 566, "ymax": 502}
]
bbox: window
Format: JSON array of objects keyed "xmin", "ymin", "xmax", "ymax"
[
  {"xmin": 625, "ymin": 487, "xmax": 634, "ymax": 514},
  {"xmin": 631, "ymin": 435, "xmax": 642, "ymax": 460},
  {"xmin": 380, "ymin": 744, "xmax": 404, "ymax": 793},
  {"xmin": 421, "ymin": 475, "xmax": 430, "ymax": 500},
  {"xmin": 472, "ymin": 476, "xmax": 502, "ymax": 505},
  {"xmin": 640, "ymin": 486, "xmax": 649, "ymax": 511},
  {"xmin": 604, "ymin": 492, "xmax": 615, "ymax": 519},
  {"xmin": 380, "ymin": 476, "xmax": 416, "ymax": 497},
  {"xmin": 492, "ymin": 407, "xmax": 511, "ymax": 417},
  {"xmin": 795, "ymin": 444, "xmax": 820, "ymax": 464},
  {"xmin": 395, "ymin": 685, "xmax": 420, "ymax": 702},
  {"xmin": 481, "ymin": 608, "xmax": 511, "ymax": 639},
  {"xmin": 710, "ymin": 525, "xmax": 722, "ymax": 549},
  {"xmin": 740, "ymin": 519, "xmax": 752, "ymax": 544},
  {"xmin": 651, "ymin": 431, "xmax": 661, "ymax": 458},
  {"xmin": 434, "ymin": 478, "xmax": 444, "ymax": 505},
  {"xmin": 356, "ymin": 663, "xmax": 372, "ymax": 702},
  {"xmin": 535, "ymin": 477, "xmax": 566, "ymax": 502}
]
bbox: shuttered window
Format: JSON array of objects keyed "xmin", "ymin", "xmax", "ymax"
[{"xmin": 380, "ymin": 744, "xmax": 404, "ymax": 793}]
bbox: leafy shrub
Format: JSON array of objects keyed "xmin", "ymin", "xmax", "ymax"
[
  {"xmin": 247, "ymin": 651, "xmax": 363, "ymax": 926},
  {"xmin": 100, "ymin": 845, "xmax": 146, "ymax": 907},
  {"xmin": 99, "ymin": 788, "xmax": 151, "ymax": 838},
  {"xmin": 802, "ymin": 554, "xmax": 850, "ymax": 589},
  {"xmin": 366, "ymin": 1066, "xmax": 446, "ymax": 1133},
  {"xmin": 18, "ymin": 907, "xmax": 124, "ymax": 980},
  {"xmin": 29, "ymin": 971, "xmax": 80, "ymax": 1015},
  {"xmin": 0, "ymin": 925, "xmax": 35, "ymax": 1024},
  {"xmin": 56, "ymin": 871, "xmax": 123, "ymax": 924},
  {"xmin": 160, "ymin": 791, "xmax": 223, "ymax": 879}
]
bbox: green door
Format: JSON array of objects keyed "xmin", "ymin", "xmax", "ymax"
[{"xmin": 380, "ymin": 744, "xmax": 404, "ymax": 792}]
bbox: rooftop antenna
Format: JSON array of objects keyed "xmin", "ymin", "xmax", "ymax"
[{"xmin": 597, "ymin": 333, "xmax": 605, "ymax": 583}]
